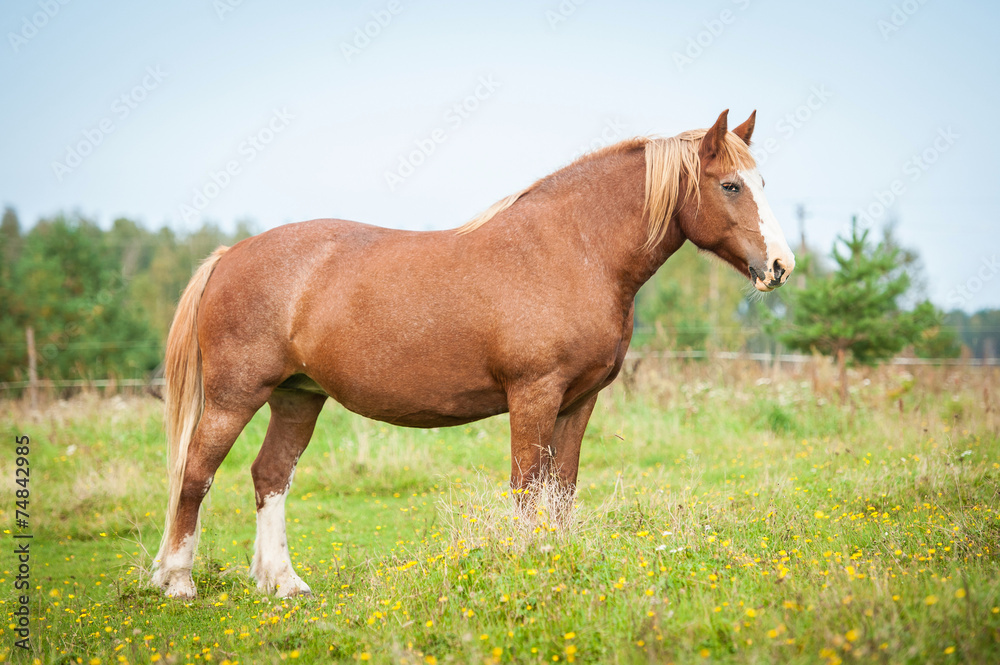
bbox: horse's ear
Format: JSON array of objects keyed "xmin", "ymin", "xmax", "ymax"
[
  {"xmin": 733, "ymin": 110, "xmax": 756, "ymax": 146},
  {"xmin": 699, "ymin": 109, "xmax": 729, "ymax": 163}
]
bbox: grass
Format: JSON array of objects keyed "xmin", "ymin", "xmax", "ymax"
[{"xmin": 1, "ymin": 360, "xmax": 998, "ymax": 664}]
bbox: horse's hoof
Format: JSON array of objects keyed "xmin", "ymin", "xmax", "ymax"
[
  {"xmin": 154, "ymin": 568, "xmax": 198, "ymax": 599},
  {"xmin": 275, "ymin": 579, "xmax": 312, "ymax": 598},
  {"xmin": 165, "ymin": 576, "xmax": 198, "ymax": 599}
]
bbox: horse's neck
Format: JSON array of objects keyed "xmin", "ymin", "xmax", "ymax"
[{"xmin": 526, "ymin": 147, "xmax": 687, "ymax": 300}]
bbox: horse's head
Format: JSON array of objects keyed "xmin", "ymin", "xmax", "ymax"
[{"xmin": 678, "ymin": 110, "xmax": 795, "ymax": 292}]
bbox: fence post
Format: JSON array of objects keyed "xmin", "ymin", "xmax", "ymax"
[{"xmin": 26, "ymin": 325, "xmax": 38, "ymax": 410}]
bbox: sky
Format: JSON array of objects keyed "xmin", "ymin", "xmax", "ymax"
[{"xmin": 2, "ymin": 0, "xmax": 998, "ymax": 311}]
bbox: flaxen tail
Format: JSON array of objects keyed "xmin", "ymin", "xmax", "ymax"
[{"xmin": 152, "ymin": 246, "xmax": 229, "ymax": 571}]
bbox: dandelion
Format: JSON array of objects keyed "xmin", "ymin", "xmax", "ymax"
[
  {"xmin": 925, "ymin": 595, "xmax": 938, "ymax": 606},
  {"xmin": 955, "ymin": 589, "xmax": 966, "ymax": 599}
]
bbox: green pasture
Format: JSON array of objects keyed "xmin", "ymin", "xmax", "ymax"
[{"xmin": 1, "ymin": 364, "xmax": 998, "ymax": 664}]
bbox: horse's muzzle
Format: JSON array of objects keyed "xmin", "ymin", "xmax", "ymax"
[{"xmin": 749, "ymin": 261, "xmax": 788, "ymax": 292}]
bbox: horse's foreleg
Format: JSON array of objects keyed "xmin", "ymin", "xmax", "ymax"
[
  {"xmin": 507, "ymin": 380, "xmax": 564, "ymax": 522},
  {"xmin": 548, "ymin": 393, "xmax": 599, "ymax": 525},
  {"xmin": 154, "ymin": 403, "xmax": 258, "ymax": 598},
  {"xmin": 250, "ymin": 391, "xmax": 326, "ymax": 597}
]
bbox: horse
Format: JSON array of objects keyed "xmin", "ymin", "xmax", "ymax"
[{"xmin": 151, "ymin": 109, "xmax": 795, "ymax": 598}]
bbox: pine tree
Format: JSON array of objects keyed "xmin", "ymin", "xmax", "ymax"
[{"xmin": 774, "ymin": 217, "xmax": 939, "ymax": 402}]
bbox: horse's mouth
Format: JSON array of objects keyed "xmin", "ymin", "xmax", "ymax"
[{"xmin": 748, "ymin": 266, "xmax": 780, "ymax": 292}]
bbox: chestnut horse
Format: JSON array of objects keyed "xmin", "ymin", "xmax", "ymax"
[{"xmin": 152, "ymin": 110, "xmax": 795, "ymax": 598}]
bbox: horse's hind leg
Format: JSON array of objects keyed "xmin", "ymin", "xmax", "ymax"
[
  {"xmin": 250, "ymin": 390, "xmax": 326, "ymax": 597},
  {"xmin": 156, "ymin": 401, "xmax": 260, "ymax": 597}
]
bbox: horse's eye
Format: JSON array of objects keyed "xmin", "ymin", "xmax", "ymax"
[{"xmin": 722, "ymin": 182, "xmax": 740, "ymax": 193}]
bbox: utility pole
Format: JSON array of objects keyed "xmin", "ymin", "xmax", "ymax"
[
  {"xmin": 795, "ymin": 203, "xmax": 807, "ymax": 254},
  {"xmin": 794, "ymin": 203, "xmax": 808, "ymax": 290}
]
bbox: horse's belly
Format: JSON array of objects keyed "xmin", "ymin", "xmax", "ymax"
[
  {"xmin": 339, "ymin": 384, "xmax": 509, "ymax": 428},
  {"xmin": 283, "ymin": 368, "xmax": 508, "ymax": 428}
]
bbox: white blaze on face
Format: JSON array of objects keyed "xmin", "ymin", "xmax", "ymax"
[{"xmin": 738, "ymin": 169, "xmax": 795, "ymax": 285}]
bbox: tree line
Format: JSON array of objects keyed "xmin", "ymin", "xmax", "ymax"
[{"xmin": 0, "ymin": 207, "xmax": 253, "ymax": 386}]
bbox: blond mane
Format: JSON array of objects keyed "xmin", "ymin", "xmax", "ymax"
[
  {"xmin": 455, "ymin": 129, "xmax": 757, "ymax": 247},
  {"xmin": 454, "ymin": 188, "xmax": 534, "ymax": 235},
  {"xmin": 642, "ymin": 129, "xmax": 756, "ymax": 251}
]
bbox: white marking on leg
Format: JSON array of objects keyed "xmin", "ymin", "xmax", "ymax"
[
  {"xmin": 152, "ymin": 533, "xmax": 198, "ymax": 598},
  {"xmin": 251, "ymin": 489, "xmax": 311, "ymax": 597}
]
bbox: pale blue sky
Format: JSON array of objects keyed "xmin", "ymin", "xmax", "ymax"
[{"xmin": 2, "ymin": 0, "xmax": 997, "ymax": 310}]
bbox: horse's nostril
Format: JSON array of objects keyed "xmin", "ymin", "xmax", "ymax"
[{"xmin": 772, "ymin": 259, "xmax": 785, "ymax": 280}]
